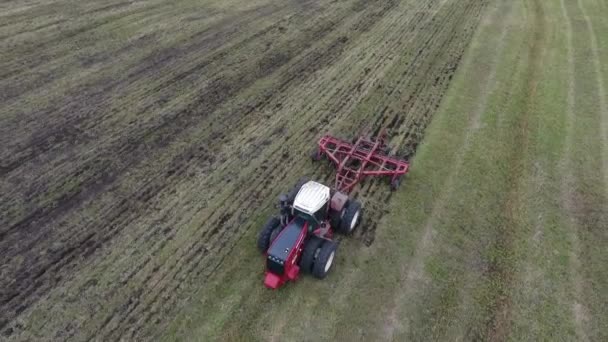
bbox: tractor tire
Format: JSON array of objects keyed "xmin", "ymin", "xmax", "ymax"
[
  {"xmin": 257, "ymin": 217, "xmax": 281, "ymax": 253},
  {"xmin": 299, "ymin": 236, "xmax": 324, "ymax": 274},
  {"xmin": 312, "ymin": 240, "xmax": 338, "ymax": 279},
  {"xmin": 286, "ymin": 177, "xmax": 309, "ymax": 204},
  {"xmin": 338, "ymin": 200, "xmax": 362, "ymax": 234}
]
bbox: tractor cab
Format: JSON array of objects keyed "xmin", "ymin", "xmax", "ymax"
[{"xmin": 292, "ymin": 181, "xmax": 331, "ymax": 232}]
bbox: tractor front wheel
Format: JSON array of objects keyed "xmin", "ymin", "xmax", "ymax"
[
  {"xmin": 257, "ymin": 217, "xmax": 281, "ymax": 253},
  {"xmin": 312, "ymin": 241, "xmax": 338, "ymax": 279}
]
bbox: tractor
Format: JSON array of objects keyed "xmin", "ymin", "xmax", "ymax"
[{"xmin": 257, "ymin": 133, "xmax": 409, "ymax": 289}]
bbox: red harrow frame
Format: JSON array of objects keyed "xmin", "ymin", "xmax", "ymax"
[{"xmin": 313, "ymin": 133, "xmax": 410, "ymax": 192}]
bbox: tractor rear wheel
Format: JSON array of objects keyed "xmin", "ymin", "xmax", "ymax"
[
  {"xmin": 338, "ymin": 200, "xmax": 362, "ymax": 234},
  {"xmin": 312, "ymin": 240, "xmax": 338, "ymax": 279},
  {"xmin": 300, "ymin": 236, "xmax": 324, "ymax": 273},
  {"xmin": 257, "ymin": 217, "xmax": 281, "ymax": 253}
]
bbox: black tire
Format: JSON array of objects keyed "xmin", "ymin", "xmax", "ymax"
[
  {"xmin": 257, "ymin": 217, "xmax": 281, "ymax": 253},
  {"xmin": 338, "ymin": 200, "xmax": 362, "ymax": 234},
  {"xmin": 299, "ymin": 236, "xmax": 324, "ymax": 274},
  {"xmin": 312, "ymin": 240, "xmax": 338, "ymax": 279}
]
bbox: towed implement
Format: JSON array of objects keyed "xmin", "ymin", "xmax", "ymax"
[{"xmin": 257, "ymin": 133, "xmax": 409, "ymax": 289}]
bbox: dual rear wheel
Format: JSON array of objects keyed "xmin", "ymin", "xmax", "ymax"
[
  {"xmin": 299, "ymin": 200, "xmax": 360, "ymax": 278},
  {"xmin": 299, "ymin": 237, "xmax": 338, "ymax": 279},
  {"xmin": 330, "ymin": 199, "xmax": 362, "ymax": 235}
]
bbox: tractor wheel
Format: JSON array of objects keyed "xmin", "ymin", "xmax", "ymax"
[
  {"xmin": 299, "ymin": 236, "xmax": 324, "ymax": 274},
  {"xmin": 312, "ymin": 240, "xmax": 338, "ymax": 279},
  {"xmin": 257, "ymin": 217, "xmax": 281, "ymax": 253},
  {"xmin": 338, "ymin": 200, "xmax": 362, "ymax": 234}
]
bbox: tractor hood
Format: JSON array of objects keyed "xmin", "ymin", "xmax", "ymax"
[{"xmin": 266, "ymin": 217, "xmax": 307, "ymax": 275}]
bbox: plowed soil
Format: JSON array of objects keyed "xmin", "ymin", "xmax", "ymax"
[{"xmin": 1, "ymin": 0, "xmax": 487, "ymax": 340}]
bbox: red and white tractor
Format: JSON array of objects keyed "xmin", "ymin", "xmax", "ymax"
[{"xmin": 257, "ymin": 133, "xmax": 409, "ymax": 289}]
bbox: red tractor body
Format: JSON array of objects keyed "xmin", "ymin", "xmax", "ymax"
[{"xmin": 263, "ymin": 217, "xmax": 308, "ymax": 289}]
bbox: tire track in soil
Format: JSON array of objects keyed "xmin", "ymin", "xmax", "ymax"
[
  {"xmin": 382, "ymin": 1, "xmax": 511, "ymax": 338},
  {"xmin": 577, "ymin": 0, "xmax": 608, "ymax": 206},
  {"xmin": 485, "ymin": 0, "xmax": 545, "ymax": 339},
  {"xmin": 558, "ymin": 0, "xmax": 589, "ymax": 339}
]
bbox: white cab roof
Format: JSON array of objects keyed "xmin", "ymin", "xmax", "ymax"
[{"xmin": 293, "ymin": 181, "xmax": 330, "ymax": 215}]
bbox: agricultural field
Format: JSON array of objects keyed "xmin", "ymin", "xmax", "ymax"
[{"xmin": 1, "ymin": 0, "xmax": 606, "ymax": 341}]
